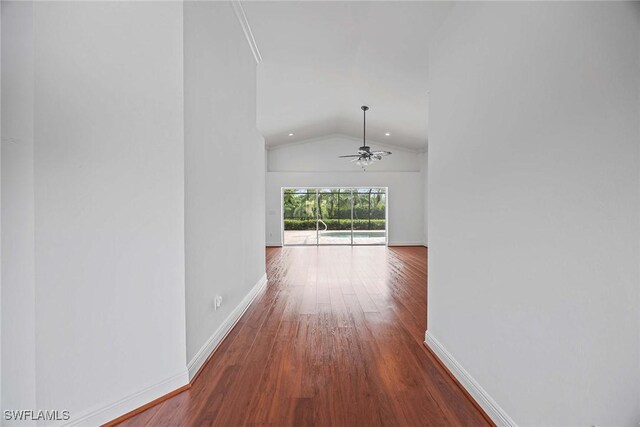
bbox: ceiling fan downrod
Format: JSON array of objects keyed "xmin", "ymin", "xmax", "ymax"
[{"xmin": 361, "ymin": 105, "xmax": 369, "ymax": 150}]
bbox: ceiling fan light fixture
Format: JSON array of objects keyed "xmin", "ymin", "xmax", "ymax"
[{"xmin": 339, "ymin": 105, "xmax": 392, "ymax": 169}]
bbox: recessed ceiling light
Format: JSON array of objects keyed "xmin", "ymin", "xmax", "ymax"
[
  {"xmin": 288, "ymin": 133, "xmax": 294, "ymax": 136},
  {"xmin": 385, "ymin": 132, "xmax": 390, "ymax": 136}
]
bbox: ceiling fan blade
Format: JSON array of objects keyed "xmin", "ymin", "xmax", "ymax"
[
  {"xmin": 350, "ymin": 157, "xmax": 361, "ymax": 163},
  {"xmin": 339, "ymin": 155, "xmax": 360, "ymax": 158},
  {"xmin": 372, "ymin": 151, "xmax": 392, "ymax": 156}
]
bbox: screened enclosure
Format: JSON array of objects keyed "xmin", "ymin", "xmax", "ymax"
[{"xmin": 282, "ymin": 187, "xmax": 387, "ymax": 245}]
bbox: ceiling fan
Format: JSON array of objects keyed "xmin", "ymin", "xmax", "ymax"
[{"xmin": 339, "ymin": 106, "xmax": 392, "ymax": 168}]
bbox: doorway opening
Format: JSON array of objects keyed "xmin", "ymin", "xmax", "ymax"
[{"xmin": 282, "ymin": 187, "xmax": 387, "ymax": 246}]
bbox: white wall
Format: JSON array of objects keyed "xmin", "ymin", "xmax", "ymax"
[
  {"xmin": 184, "ymin": 1, "xmax": 265, "ymax": 369},
  {"xmin": 1, "ymin": 1, "xmax": 267, "ymax": 424},
  {"xmin": 427, "ymin": 2, "xmax": 640, "ymax": 425},
  {"xmin": 421, "ymin": 151, "xmax": 428, "ymax": 245},
  {"xmin": 2, "ymin": 2, "xmax": 189, "ymax": 425},
  {"xmin": 266, "ymin": 135, "xmax": 425, "ymax": 246},
  {"xmin": 1, "ymin": 2, "xmax": 37, "ymax": 422},
  {"xmin": 0, "ymin": 1, "xmax": 3, "ymax": 417}
]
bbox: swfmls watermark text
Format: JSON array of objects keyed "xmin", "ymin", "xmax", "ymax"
[{"xmin": 4, "ymin": 410, "xmax": 70, "ymax": 422}]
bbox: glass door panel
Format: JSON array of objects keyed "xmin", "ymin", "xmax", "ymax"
[
  {"xmin": 283, "ymin": 188, "xmax": 318, "ymax": 245},
  {"xmin": 317, "ymin": 188, "xmax": 352, "ymax": 245},
  {"xmin": 353, "ymin": 188, "xmax": 387, "ymax": 245}
]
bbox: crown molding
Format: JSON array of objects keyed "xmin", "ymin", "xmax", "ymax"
[{"xmin": 231, "ymin": 1, "xmax": 262, "ymax": 65}]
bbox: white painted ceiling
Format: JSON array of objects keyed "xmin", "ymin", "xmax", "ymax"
[{"xmin": 244, "ymin": 1, "xmax": 454, "ymax": 151}]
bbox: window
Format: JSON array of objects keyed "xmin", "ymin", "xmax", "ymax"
[{"xmin": 282, "ymin": 187, "xmax": 387, "ymax": 246}]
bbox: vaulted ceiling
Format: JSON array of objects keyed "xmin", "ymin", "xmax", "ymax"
[{"xmin": 244, "ymin": 1, "xmax": 454, "ymax": 151}]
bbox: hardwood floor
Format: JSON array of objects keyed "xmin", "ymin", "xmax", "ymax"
[{"xmin": 117, "ymin": 246, "xmax": 492, "ymax": 426}]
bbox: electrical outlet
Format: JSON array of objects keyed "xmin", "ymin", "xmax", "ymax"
[{"xmin": 214, "ymin": 295, "xmax": 222, "ymax": 310}]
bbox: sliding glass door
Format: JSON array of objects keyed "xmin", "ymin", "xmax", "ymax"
[
  {"xmin": 317, "ymin": 188, "xmax": 352, "ymax": 245},
  {"xmin": 353, "ymin": 188, "xmax": 387, "ymax": 245},
  {"xmin": 282, "ymin": 188, "xmax": 318, "ymax": 245},
  {"xmin": 282, "ymin": 187, "xmax": 387, "ymax": 246}
]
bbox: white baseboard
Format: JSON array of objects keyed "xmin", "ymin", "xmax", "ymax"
[
  {"xmin": 60, "ymin": 370, "xmax": 189, "ymax": 427},
  {"xmin": 425, "ymin": 331, "xmax": 517, "ymax": 427},
  {"xmin": 187, "ymin": 273, "xmax": 268, "ymax": 379},
  {"xmin": 56, "ymin": 274, "xmax": 269, "ymax": 426},
  {"xmin": 388, "ymin": 241, "xmax": 427, "ymax": 247},
  {"xmin": 266, "ymin": 242, "xmax": 282, "ymax": 247}
]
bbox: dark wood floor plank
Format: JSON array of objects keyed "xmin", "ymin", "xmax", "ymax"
[{"xmin": 117, "ymin": 246, "xmax": 492, "ymax": 427}]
